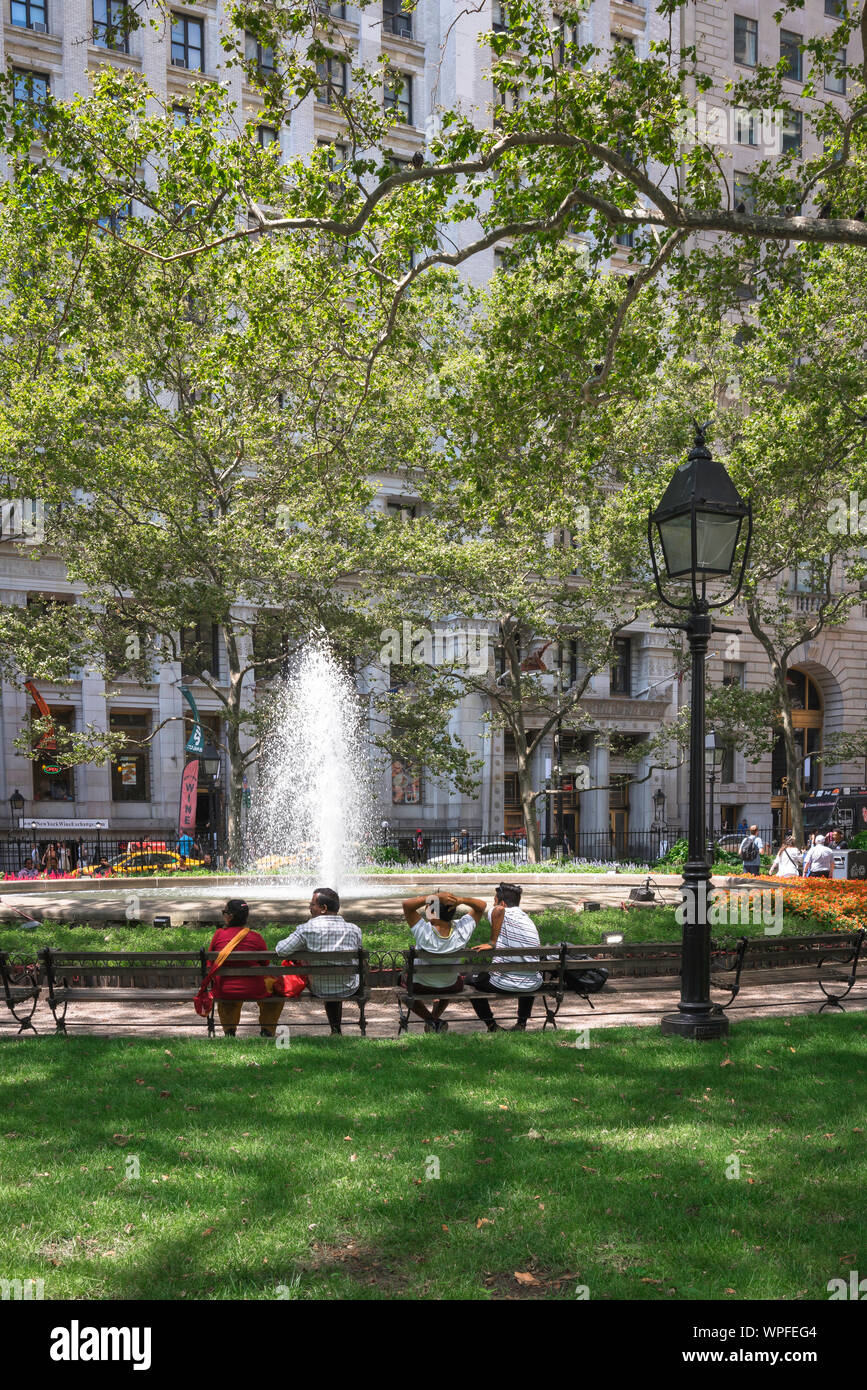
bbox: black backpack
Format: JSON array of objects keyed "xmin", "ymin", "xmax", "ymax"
[{"xmin": 564, "ymin": 959, "xmax": 609, "ymax": 994}]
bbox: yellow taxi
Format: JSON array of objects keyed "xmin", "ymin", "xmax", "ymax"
[{"xmin": 74, "ymin": 843, "xmax": 204, "ymax": 876}]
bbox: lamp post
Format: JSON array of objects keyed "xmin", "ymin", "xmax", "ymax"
[
  {"xmin": 9, "ymin": 789, "xmax": 24, "ymax": 873},
  {"xmin": 652, "ymin": 786, "xmax": 666, "ymax": 859},
  {"xmin": 705, "ymin": 731, "xmax": 726, "ymax": 859},
  {"xmin": 199, "ymin": 740, "xmax": 221, "ymax": 855},
  {"xmin": 648, "ymin": 420, "xmax": 752, "ymax": 1041}
]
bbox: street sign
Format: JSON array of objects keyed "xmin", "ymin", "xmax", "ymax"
[{"xmin": 19, "ymin": 818, "xmax": 108, "ymax": 830}]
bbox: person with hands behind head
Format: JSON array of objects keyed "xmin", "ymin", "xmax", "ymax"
[{"xmin": 401, "ymin": 889, "xmax": 485, "ymax": 1033}]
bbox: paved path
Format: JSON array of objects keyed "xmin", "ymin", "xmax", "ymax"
[
  {"xmin": 4, "ymin": 968, "xmax": 862, "ymax": 1040},
  {"xmin": 0, "ymin": 878, "xmax": 684, "ymax": 925}
]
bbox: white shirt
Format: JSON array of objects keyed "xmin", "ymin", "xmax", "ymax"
[
  {"xmin": 804, "ymin": 844, "xmax": 835, "ymax": 875},
  {"xmin": 275, "ymin": 915, "xmax": 362, "ymax": 997},
  {"xmin": 489, "ymin": 906, "xmax": 542, "ymax": 991},
  {"xmin": 772, "ymin": 846, "xmax": 803, "ymax": 877},
  {"xmin": 411, "ymin": 912, "xmax": 475, "ymax": 988}
]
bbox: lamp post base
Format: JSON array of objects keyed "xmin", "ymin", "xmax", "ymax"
[{"xmin": 661, "ymin": 1010, "xmax": 730, "ymax": 1041}]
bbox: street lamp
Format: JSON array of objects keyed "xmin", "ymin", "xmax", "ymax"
[
  {"xmin": 648, "ymin": 420, "xmax": 751, "ymax": 1041},
  {"xmin": 652, "ymin": 787, "xmax": 666, "ymax": 824},
  {"xmin": 705, "ymin": 731, "xmax": 726, "ymax": 855},
  {"xmin": 9, "ymin": 789, "xmax": 24, "ymax": 821},
  {"xmin": 199, "ymin": 741, "xmax": 221, "ymax": 854}
]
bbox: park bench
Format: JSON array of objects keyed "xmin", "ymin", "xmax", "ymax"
[
  {"xmin": 558, "ymin": 937, "xmax": 750, "ymax": 1011},
  {"xmin": 0, "ymin": 950, "xmax": 40, "ymax": 1034},
  {"xmin": 38, "ymin": 948, "xmax": 206, "ymax": 1034},
  {"xmin": 734, "ymin": 929, "xmax": 865, "ymax": 1012},
  {"xmin": 201, "ymin": 948, "xmax": 371, "ymax": 1036},
  {"xmin": 397, "ymin": 944, "xmax": 578, "ymax": 1032},
  {"xmin": 36, "ymin": 946, "xmax": 371, "ymax": 1036}
]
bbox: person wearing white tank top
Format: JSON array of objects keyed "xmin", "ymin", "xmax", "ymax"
[{"xmin": 469, "ymin": 882, "xmax": 541, "ymax": 1031}]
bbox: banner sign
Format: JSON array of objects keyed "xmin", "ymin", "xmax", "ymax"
[
  {"xmin": 25, "ymin": 680, "xmax": 57, "ymax": 752},
  {"xmin": 18, "ymin": 818, "xmax": 108, "ymax": 830},
  {"xmin": 178, "ymin": 759, "xmax": 199, "ymax": 834}
]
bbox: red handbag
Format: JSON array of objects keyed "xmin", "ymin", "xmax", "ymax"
[
  {"xmin": 272, "ymin": 961, "xmax": 307, "ymax": 999},
  {"xmin": 195, "ymin": 928, "xmax": 250, "ymax": 1017}
]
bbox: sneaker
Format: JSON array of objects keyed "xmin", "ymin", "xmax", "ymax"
[
  {"xmin": 512, "ymin": 1021, "xmax": 528, "ymax": 1032},
  {"xmin": 259, "ymin": 1028, "xmax": 273, "ymax": 1037},
  {"xmin": 424, "ymin": 1020, "xmax": 437, "ymax": 1033},
  {"xmin": 434, "ymin": 1019, "xmax": 449, "ymax": 1034},
  {"xmin": 485, "ymin": 1021, "xmax": 501, "ymax": 1033},
  {"xmin": 329, "ymin": 1025, "xmax": 343, "ymax": 1035}
]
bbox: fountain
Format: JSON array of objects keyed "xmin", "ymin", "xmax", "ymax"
[{"xmin": 246, "ymin": 642, "xmax": 374, "ymax": 891}]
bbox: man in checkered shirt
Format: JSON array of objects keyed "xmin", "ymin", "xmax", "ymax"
[{"xmin": 276, "ymin": 887, "xmax": 362, "ymax": 1035}]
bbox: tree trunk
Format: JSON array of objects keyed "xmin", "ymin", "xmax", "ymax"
[
  {"xmin": 516, "ymin": 750, "xmax": 541, "ymax": 862},
  {"xmin": 777, "ymin": 690, "xmax": 806, "ymax": 847}
]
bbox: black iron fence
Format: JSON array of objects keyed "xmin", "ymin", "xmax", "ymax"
[
  {"xmin": 0, "ymin": 833, "xmax": 227, "ymax": 877},
  {"xmin": 372, "ymin": 827, "xmax": 788, "ymax": 868},
  {"xmin": 373, "ymin": 827, "xmax": 686, "ymax": 867}
]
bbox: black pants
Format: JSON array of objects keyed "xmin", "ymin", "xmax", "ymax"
[
  {"xmin": 324, "ymin": 1000, "xmax": 344, "ymax": 1028},
  {"xmin": 469, "ymin": 973, "xmax": 534, "ymax": 1024}
]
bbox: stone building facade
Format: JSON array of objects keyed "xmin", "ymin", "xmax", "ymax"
[{"xmin": 0, "ymin": 0, "xmax": 864, "ymax": 854}]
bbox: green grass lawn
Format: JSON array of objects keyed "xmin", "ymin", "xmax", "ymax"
[
  {"xmin": 0, "ymin": 906, "xmax": 822, "ymax": 959},
  {"xmin": 0, "ymin": 1014, "xmax": 864, "ymax": 1301}
]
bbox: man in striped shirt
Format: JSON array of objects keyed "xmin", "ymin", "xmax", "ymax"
[
  {"xmin": 469, "ymin": 882, "xmax": 541, "ymax": 1032},
  {"xmin": 275, "ymin": 887, "xmax": 362, "ymax": 1035}
]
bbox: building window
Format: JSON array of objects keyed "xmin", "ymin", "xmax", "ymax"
[
  {"xmin": 825, "ymin": 0, "xmax": 843, "ymax": 16},
  {"xmin": 734, "ymin": 15, "xmax": 757, "ymax": 68},
  {"xmin": 316, "ymin": 0, "xmax": 346, "ymax": 16},
  {"xmin": 97, "ymin": 201, "xmax": 132, "ymax": 234},
  {"xmin": 110, "ymin": 711, "xmax": 151, "ymax": 802},
  {"xmin": 13, "ymin": 69, "xmax": 50, "ymax": 124},
  {"xmin": 722, "ymin": 660, "xmax": 745, "ymax": 688},
  {"xmin": 171, "ymin": 13, "xmax": 204, "ymax": 71},
  {"xmin": 734, "ymin": 107, "xmax": 758, "ymax": 146},
  {"xmin": 733, "ymin": 174, "xmax": 754, "ymax": 213},
  {"xmin": 93, "ymin": 0, "xmax": 129, "ymax": 51},
  {"xmin": 257, "ymin": 125, "xmax": 279, "ymax": 148},
  {"xmin": 557, "ymin": 17, "xmax": 580, "ymax": 67},
  {"xmin": 386, "ymin": 498, "xmax": 417, "ymax": 521},
  {"xmin": 612, "ymin": 33, "xmax": 635, "ymax": 54},
  {"xmin": 721, "ymin": 739, "xmax": 736, "ymax": 784},
  {"xmin": 615, "ymin": 227, "xmax": 635, "ymax": 248},
  {"xmin": 317, "ymin": 138, "xmax": 348, "ymax": 169},
  {"xmin": 492, "ymin": 0, "xmax": 509, "ymax": 30},
  {"xmin": 384, "ymin": 69, "xmax": 412, "ymax": 124},
  {"xmin": 780, "ymin": 29, "xmax": 802, "ymax": 82},
  {"xmin": 11, "ymin": 0, "xmax": 47, "ymax": 31},
  {"xmin": 31, "ymin": 708, "xmax": 75, "ymax": 803},
  {"xmin": 245, "ymin": 31, "xmax": 275, "ymax": 76},
  {"xmin": 782, "ymin": 110, "xmax": 802, "ymax": 154},
  {"xmin": 180, "ymin": 621, "xmax": 220, "ymax": 679},
  {"xmin": 610, "ymin": 638, "xmax": 631, "ymax": 695},
  {"xmin": 825, "ymin": 49, "xmax": 847, "ymax": 95},
  {"xmin": 384, "ymin": 0, "xmax": 412, "ymax": 39},
  {"xmin": 316, "ymin": 56, "xmax": 348, "ymax": 104}
]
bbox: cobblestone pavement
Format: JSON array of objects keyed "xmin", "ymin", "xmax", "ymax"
[{"xmin": 3, "ymin": 969, "xmax": 862, "ymax": 1041}]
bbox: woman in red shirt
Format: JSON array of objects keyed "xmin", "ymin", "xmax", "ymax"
[{"xmin": 207, "ymin": 900, "xmax": 284, "ymax": 1037}]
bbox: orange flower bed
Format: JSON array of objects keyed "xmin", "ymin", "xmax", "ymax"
[{"xmin": 746, "ymin": 875, "xmax": 867, "ymax": 934}]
